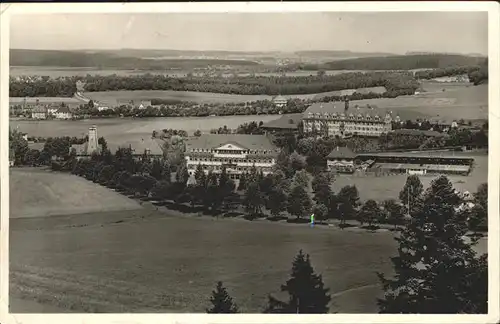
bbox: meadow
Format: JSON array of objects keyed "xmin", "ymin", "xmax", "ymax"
[
  {"xmin": 9, "ymin": 165, "xmax": 488, "ymax": 313},
  {"xmin": 81, "ymin": 86, "xmax": 387, "ymax": 105},
  {"xmin": 9, "ymin": 169, "xmax": 142, "ymax": 218},
  {"xmin": 10, "ymin": 66, "xmax": 405, "ymax": 78},
  {"xmin": 10, "ymin": 114, "xmax": 283, "ymax": 140}
]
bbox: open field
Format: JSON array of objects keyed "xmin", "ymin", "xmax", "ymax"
[
  {"xmin": 81, "ymin": 86, "xmax": 387, "ymax": 105},
  {"xmin": 9, "ymin": 168, "xmax": 142, "ymax": 218},
  {"xmin": 10, "ymin": 66, "xmax": 411, "ymax": 78},
  {"xmin": 10, "ymin": 114, "xmax": 282, "ymax": 141},
  {"xmin": 351, "ymin": 82, "xmax": 488, "ymax": 121},
  {"xmin": 335, "ymin": 153, "xmax": 488, "ymax": 202},
  {"xmin": 9, "ymin": 167, "xmax": 488, "ymax": 313}
]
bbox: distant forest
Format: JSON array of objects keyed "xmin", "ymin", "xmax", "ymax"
[
  {"xmin": 297, "ymin": 54, "xmax": 487, "ymax": 71},
  {"xmin": 9, "ymin": 49, "xmax": 260, "ymax": 69}
]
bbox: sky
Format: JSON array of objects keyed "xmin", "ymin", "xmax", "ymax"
[{"xmin": 10, "ymin": 12, "xmax": 488, "ymax": 55}]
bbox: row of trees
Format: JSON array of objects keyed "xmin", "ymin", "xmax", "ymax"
[
  {"xmin": 207, "ymin": 174, "xmax": 487, "ymax": 314},
  {"xmin": 10, "ymin": 71, "xmax": 419, "ymax": 97}
]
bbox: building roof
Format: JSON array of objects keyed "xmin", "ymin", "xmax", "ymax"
[
  {"xmin": 32, "ymin": 105, "xmax": 47, "ymax": 113},
  {"xmin": 56, "ymin": 106, "xmax": 72, "ymax": 114},
  {"xmin": 327, "ymin": 146, "xmax": 356, "ymax": 159},
  {"xmin": 357, "ymin": 151, "xmax": 475, "ymax": 160},
  {"xmin": 273, "ymin": 95, "xmax": 288, "ymax": 102},
  {"xmin": 107, "ymin": 138, "xmax": 165, "ymax": 156},
  {"xmin": 9, "ymin": 96, "xmax": 84, "ymax": 105},
  {"xmin": 304, "ymin": 102, "xmax": 392, "ymax": 119},
  {"xmin": 28, "ymin": 142, "xmax": 45, "ymax": 151},
  {"xmin": 392, "ymin": 129, "xmax": 448, "ymax": 137},
  {"xmin": 261, "ymin": 113, "xmax": 303, "ymax": 130},
  {"xmin": 71, "ymin": 142, "xmax": 102, "ymax": 156},
  {"xmin": 186, "ymin": 134, "xmax": 277, "ymax": 151}
]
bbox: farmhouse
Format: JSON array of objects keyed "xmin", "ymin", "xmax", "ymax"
[
  {"xmin": 273, "ymin": 95, "xmax": 288, "ymax": 108},
  {"xmin": 54, "ymin": 106, "xmax": 73, "ymax": 120},
  {"xmin": 184, "ymin": 134, "xmax": 279, "ymax": 180},
  {"xmin": 327, "ymin": 146, "xmax": 356, "ymax": 174},
  {"xmin": 302, "ymin": 102, "xmax": 400, "ymax": 138},
  {"xmin": 260, "ymin": 113, "xmax": 303, "ymax": 134},
  {"xmin": 31, "ymin": 105, "xmax": 47, "ymax": 119},
  {"xmin": 355, "ymin": 151, "xmax": 474, "ymax": 176}
]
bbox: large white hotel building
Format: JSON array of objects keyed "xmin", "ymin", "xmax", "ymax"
[
  {"xmin": 184, "ymin": 134, "xmax": 280, "ymax": 180},
  {"xmin": 302, "ymin": 101, "xmax": 404, "ymax": 138}
]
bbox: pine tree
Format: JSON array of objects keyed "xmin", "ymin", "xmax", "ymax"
[
  {"xmin": 399, "ymin": 175, "xmax": 423, "ymax": 216},
  {"xmin": 206, "ymin": 281, "xmax": 239, "ymax": 313},
  {"xmin": 264, "ymin": 250, "xmax": 331, "ymax": 313},
  {"xmin": 377, "ymin": 176, "xmax": 488, "ymax": 313}
]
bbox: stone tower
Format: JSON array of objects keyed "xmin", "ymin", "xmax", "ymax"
[{"xmin": 87, "ymin": 125, "xmax": 98, "ymax": 155}]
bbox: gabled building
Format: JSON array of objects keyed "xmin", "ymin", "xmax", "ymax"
[
  {"xmin": 55, "ymin": 106, "xmax": 73, "ymax": 119},
  {"xmin": 184, "ymin": 134, "xmax": 279, "ymax": 180},
  {"xmin": 326, "ymin": 146, "xmax": 356, "ymax": 174},
  {"xmin": 273, "ymin": 95, "xmax": 288, "ymax": 108},
  {"xmin": 31, "ymin": 105, "xmax": 47, "ymax": 119},
  {"xmin": 260, "ymin": 113, "xmax": 303, "ymax": 134},
  {"xmin": 302, "ymin": 102, "xmax": 394, "ymax": 138}
]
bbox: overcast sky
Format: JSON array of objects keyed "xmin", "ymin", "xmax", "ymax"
[{"xmin": 10, "ymin": 12, "xmax": 488, "ymax": 54}]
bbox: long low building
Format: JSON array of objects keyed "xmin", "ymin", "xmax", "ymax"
[
  {"xmin": 184, "ymin": 134, "xmax": 279, "ymax": 180},
  {"xmin": 354, "ymin": 151, "xmax": 474, "ymax": 176}
]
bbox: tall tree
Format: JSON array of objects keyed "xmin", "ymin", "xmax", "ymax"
[
  {"xmin": 358, "ymin": 199, "xmax": 380, "ymax": 227},
  {"xmin": 265, "ymin": 250, "xmax": 331, "ymax": 313},
  {"xmin": 206, "ymin": 281, "xmax": 239, "ymax": 313},
  {"xmin": 383, "ymin": 199, "xmax": 405, "ymax": 229},
  {"xmin": 336, "ymin": 185, "xmax": 360, "ymax": 226},
  {"xmin": 378, "ymin": 176, "xmax": 487, "ymax": 313},
  {"xmin": 243, "ymin": 182, "xmax": 265, "ymax": 216},
  {"xmin": 9, "ymin": 128, "xmax": 29, "ymax": 166},
  {"xmin": 267, "ymin": 187, "xmax": 288, "ymax": 218},
  {"xmin": 399, "ymin": 175, "xmax": 424, "ymax": 215},
  {"xmin": 287, "ymin": 185, "xmax": 312, "ymax": 219}
]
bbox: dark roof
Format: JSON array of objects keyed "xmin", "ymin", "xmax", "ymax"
[
  {"xmin": 186, "ymin": 134, "xmax": 277, "ymax": 151},
  {"xmin": 56, "ymin": 106, "xmax": 72, "ymax": 113},
  {"xmin": 327, "ymin": 146, "xmax": 356, "ymax": 159},
  {"xmin": 392, "ymin": 129, "xmax": 448, "ymax": 137},
  {"xmin": 107, "ymin": 138, "xmax": 165, "ymax": 155},
  {"xmin": 304, "ymin": 102, "xmax": 392, "ymax": 119},
  {"xmin": 261, "ymin": 113, "xmax": 303, "ymax": 130},
  {"xmin": 28, "ymin": 142, "xmax": 45, "ymax": 151},
  {"xmin": 356, "ymin": 151, "xmax": 475, "ymax": 160},
  {"xmin": 32, "ymin": 105, "xmax": 47, "ymax": 113}
]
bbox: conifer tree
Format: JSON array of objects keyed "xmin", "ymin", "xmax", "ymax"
[
  {"xmin": 399, "ymin": 175, "xmax": 423, "ymax": 216},
  {"xmin": 265, "ymin": 250, "xmax": 331, "ymax": 313},
  {"xmin": 378, "ymin": 176, "xmax": 488, "ymax": 314},
  {"xmin": 206, "ymin": 281, "xmax": 239, "ymax": 313},
  {"xmin": 288, "ymin": 185, "xmax": 312, "ymax": 219}
]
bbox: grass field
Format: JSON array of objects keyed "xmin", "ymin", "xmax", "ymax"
[
  {"xmin": 82, "ymin": 86, "xmax": 387, "ymax": 105},
  {"xmin": 9, "ymin": 168, "xmax": 488, "ymax": 313},
  {"xmin": 335, "ymin": 153, "xmax": 488, "ymax": 201},
  {"xmin": 351, "ymin": 82, "xmax": 488, "ymax": 121},
  {"xmin": 9, "ymin": 168, "xmax": 141, "ymax": 218},
  {"xmin": 10, "ymin": 66, "xmax": 405, "ymax": 78},
  {"xmin": 10, "ymin": 114, "xmax": 283, "ymax": 141},
  {"xmin": 9, "ymin": 205, "xmax": 398, "ymax": 313}
]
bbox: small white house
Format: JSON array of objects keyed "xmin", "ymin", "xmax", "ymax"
[
  {"xmin": 31, "ymin": 105, "xmax": 47, "ymax": 119},
  {"xmin": 273, "ymin": 95, "xmax": 288, "ymax": 108}
]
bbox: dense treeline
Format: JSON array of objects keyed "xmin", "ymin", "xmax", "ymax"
[
  {"xmin": 318, "ymin": 54, "xmax": 486, "ymax": 71},
  {"xmin": 414, "ymin": 65, "xmax": 480, "ymax": 80},
  {"xmin": 468, "ymin": 58, "xmax": 488, "ymax": 85},
  {"xmin": 10, "ymin": 71, "xmax": 419, "ymax": 97},
  {"xmin": 10, "ymin": 49, "xmax": 259, "ymax": 69},
  {"xmin": 9, "ymin": 76, "xmax": 78, "ymax": 97}
]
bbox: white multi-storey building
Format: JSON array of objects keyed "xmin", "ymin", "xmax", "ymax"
[
  {"xmin": 302, "ymin": 102, "xmax": 401, "ymax": 138},
  {"xmin": 185, "ymin": 134, "xmax": 279, "ymax": 180}
]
